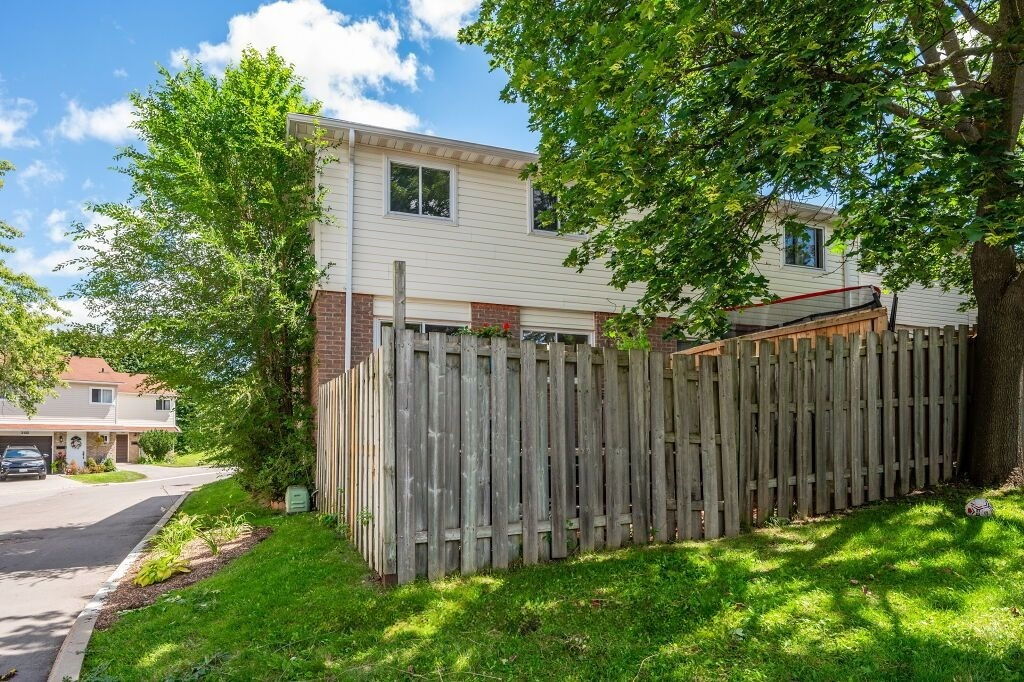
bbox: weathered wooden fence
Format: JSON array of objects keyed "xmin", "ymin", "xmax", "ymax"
[{"xmin": 316, "ymin": 325, "xmax": 970, "ymax": 584}]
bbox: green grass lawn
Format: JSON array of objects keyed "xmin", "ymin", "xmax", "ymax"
[
  {"xmin": 82, "ymin": 479, "xmax": 1024, "ymax": 681},
  {"xmin": 151, "ymin": 451, "xmax": 210, "ymax": 467},
  {"xmin": 69, "ymin": 470, "xmax": 147, "ymax": 484}
]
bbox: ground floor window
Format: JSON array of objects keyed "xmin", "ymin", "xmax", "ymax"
[
  {"xmin": 374, "ymin": 319, "xmax": 468, "ymax": 346},
  {"xmin": 521, "ymin": 329, "xmax": 593, "ymax": 345}
]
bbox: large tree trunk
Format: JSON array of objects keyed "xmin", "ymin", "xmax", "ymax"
[{"xmin": 967, "ymin": 242, "xmax": 1024, "ymax": 484}]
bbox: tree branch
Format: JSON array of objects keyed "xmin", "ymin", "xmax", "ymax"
[
  {"xmin": 884, "ymin": 101, "xmax": 982, "ymax": 142},
  {"xmin": 946, "ymin": 0, "xmax": 1001, "ymax": 37},
  {"xmin": 906, "ymin": 44, "xmax": 1000, "ymax": 75}
]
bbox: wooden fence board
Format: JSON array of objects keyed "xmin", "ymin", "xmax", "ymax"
[
  {"xmin": 848, "ymin": 333, "xmax": 863, "ymax": 507},
  {"xmin": 699, "ymin": 358, "xmax": 721, "ymax": 538},
  {"xmin": 865, "ymin": 332, "xmax": 880, "ymax": 502},
  {"xmin": 672, "ymin": 355, "xmax": 694, "ymax": 539},
  {"xmin": 757, "ymin": 341, "xmax": 773, "ymax": 523},
  {"xmin": 719, "ymin": 354, "xmax": 740, "ymax": 536},
  {"xmin": 604, "ymin": 347, "xmax": 624, "ymax": 548},
  {"xmin": 832, "ymin": 335, "xmax": 848, "ymax": 510},
  {"xmin": 460, "ymin": 336, "xmax": 479, "ymax": 575},
  {"xmin": 426, "ymin": 333, "xmax": 446, "ymax": 580},
  {"xmin": 628, "ymin": 349, "xmax": 651, "ymax": 543},
  {"xmin": 882, "ymin": 332, "xmax": 897, "ymax": 498},
  {"xmin": 912, "ymin": 330, "xmax": 926, "ymax": 490},
  {"xmin": 928, "ymin": 327, "xmax": 941, "ymax": 486},
  {"xmin": 491, "ymin": 338, "xmax": 510, "ymax": 569},
  {"xmin": 395, "ymin": 329, "xmax": 415, "ymax": 583},
  {"xmin": 814, "ymin": 338, "xmax": 830, "ymax": 514},
  {"xmin": 943, "ymin": 325, "xmax": 956, "ymax": 481},
  {"xmin": 650, "ymin": 353, "xmax": 669, "ymax": 542},
  {"xmin": 577, "ymin": 344, "xmax": 597, "ymax": 551},
  {"xmin": 520, "ymin": 341, "xmax": 539, "ymax": 564},
  {"xmin": 795, "ymin": 338, "xmax": 812, "ymax": 517},
  {"xmin": 549, "ymin": 343, "xmax": 569, "ymax": 558},
  {"xmin": 897, "ymin": 330, "xmax": 911, "ymax": 495},
  {"xmin": 777, "ymin": 339, "xmax": 794, "ymax": 518},
  {"xmin": 956, "ymin": 325, "xmax": 969, "ymax": 471},
  {"xmin": 738, "ymin": 341, "xmax": 756, "ymax": 527}
]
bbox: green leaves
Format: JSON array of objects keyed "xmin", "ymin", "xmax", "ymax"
[
  {"xmin": 71, "ymin": 49, "xmax": 328, "ymax": 500},
  {"xmin": 465, "ymin": 0, "xmax": 1023, "ymax": 340}
]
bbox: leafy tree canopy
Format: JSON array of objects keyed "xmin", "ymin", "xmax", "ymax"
[
  {"xmin": 71, "ymin": 49, "xmax": 331, "ymax": 499},
  {"xmin": 465, "ymin": 0, "xmax": 1024, "ymax": 482},
  {"xmin": 0, "ymin": 160, "xmax": 67, "ymax": 413}
]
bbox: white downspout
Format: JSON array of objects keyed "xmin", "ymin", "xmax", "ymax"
[{"xmin": 344, "ymin": 127, "xmax": 356, "ymax": 371}]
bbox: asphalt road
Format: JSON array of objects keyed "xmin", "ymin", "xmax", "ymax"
[{"xmin": 0, "ymin": 464, "xmax": 227, "ymax": 682}]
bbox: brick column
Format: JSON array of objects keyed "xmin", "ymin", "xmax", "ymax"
[
  {"xmin": 470, "ymin": 302, "xmax": 521, "ymax": 337},
  {"xmin": 594, "ymin": 311, "xmax": 677, "ymax": 353},
  {"xmin": 312, "ymin": 290, "xmax": 375, "ymax": 391}
]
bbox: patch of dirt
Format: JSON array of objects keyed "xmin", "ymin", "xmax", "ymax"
[{"xmin": 96, "ymin": 526, "xmax": 273, "ymax": 629}]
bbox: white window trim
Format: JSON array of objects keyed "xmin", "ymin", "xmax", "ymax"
[
  {"xmin": 526, "ymin": 179, "xmax": 584, "ymax": 239},
  {"xmin": 382, "ymin": 154, "xmax": 458, "ymax": 225},
  {"xmin": 521, "ymin": 327, "xmax": 596, "ymax": 344},
  {"xmin": 372, "ymin": 318, "xmax": 469, "ymax": 347},
  {"xmin": 781, "ymin": 225, "xmax": 827, "ymax": 271},
  {"xmin": 90, "ymin": 387, "xmax": 115, "ymax": 405}
]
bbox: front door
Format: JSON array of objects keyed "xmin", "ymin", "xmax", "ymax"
[
  {"xmin": 67, "ymin": 432, "xmax": 86, "ymax": 467},
  {"xmin": 115, "ymin": 434, "xmax": 129, "ymax": 463}
]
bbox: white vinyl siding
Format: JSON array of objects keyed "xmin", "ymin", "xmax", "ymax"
[
  {"xmin": 313, "ymin": 138, "xmax": 977, "ymax": 328},
  {"xmin": 0, "ymin": 384, "xmax": 116, "ymax": 424}
]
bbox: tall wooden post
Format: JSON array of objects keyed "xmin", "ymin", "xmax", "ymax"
[{"xmin": 393, "ymin": 260, "xmax": 406, "ymax": 332}]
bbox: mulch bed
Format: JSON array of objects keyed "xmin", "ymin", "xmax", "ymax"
[{"xmin": 96, "ymin": 526, "xmax": 273, "ymax": 629}]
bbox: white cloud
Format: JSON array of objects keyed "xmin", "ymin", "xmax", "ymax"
[
  {"xmin": 408, "ymin": 0, "xmax": 478, "ymax": 40},
  {"xmin": 16, "ymin": 160, "xmax": 65, "ymax": 191},
  {"xmin": 56, "ymin": 298, "xmax": 106, "ymax": 327},
  {"xmin": 171, "ymin": 0, "xmax": 423, "ymax": 130},
  {"xmin": 0, "ymin": 96, "xmax": 39, "ymax": 148},
  {"xmin": 113, "ymin": 68, "xmax": 128, "ymax": 78},
  {"xmin": 55, "ymin": 99, "xmax": 136, "ymax": 144},
  {"xmin": 5, "ymin": 206, "xmax": 110, "ymax": 278},
  {"xmin": 9, "ymin": 208, "xmax": 32, "ymax": 232},
  {"xmin": 46, "ymin": 208, "xmax": 70, "ymax": 242}
]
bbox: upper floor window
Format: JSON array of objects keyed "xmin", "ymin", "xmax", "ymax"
[
  {"xmin": 784, "ymin": 225, "xmax": 824, "ymax": 269},
  {"xmin": 522, "ymin": 329, "xmax": 592, "ymax": 345},
  {"xmin": 531, "ymin": 187, "xmax": 559, "ymax": 233},
  {"xmin": 388, "ymin": 160, "xmax": 452, "ymax": 219},
  {"xmin": 90, "ymin": 387, "xmax": 114, "ymax": 405},
  {"xmin": 156, "ymin": 398, "xmax": 174, "ymax": 411}
]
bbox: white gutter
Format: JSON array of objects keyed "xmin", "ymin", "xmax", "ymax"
[{"xmin": 344, "ymin": 126, "xmax": 356, "ymax": 371}]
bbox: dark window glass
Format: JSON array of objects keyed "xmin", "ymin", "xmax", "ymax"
[
  {"xmin": 423, "ymin": 324, "xmax": 463, "ymax": 335},
  {"xmin": 389, "ymin": 162, "xmax": 420, "ymax": 215},
  {"xmin": 156, "ymin": 398, "xmax": 173, "ymax": 411},
  {"xmin": 532, "ymin": 188, "xmax": 558, "ymax": 232},
  {"xmin": 91, "ymin": 388, "xmax": 113, "ymax": 404},
  {"xmin": 522, "ymin": 330, "xmax": 590, "ymax": 344},
  {"xmin": 421, "ymin": 167, "xmax": 451, "ymax": 218},
  {"xmin": 784, "ymin": 226, "xmax": 824, "ymax": 268},
  {"xmin": 522, "ymin": 330, "xmax": 557, "ymax": 344}
]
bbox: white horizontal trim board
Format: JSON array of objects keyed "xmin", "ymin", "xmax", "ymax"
[
  {"xmin": 372, "ymin": 297, "xmax": 470, "ymax": 322},
  {"xmin": 520, "ymin": 307, "xmax": 594, "ymax": 331}
]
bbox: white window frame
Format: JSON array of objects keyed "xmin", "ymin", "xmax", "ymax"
[
  {"xmin": 90, "ymin": 387, "xmax": 115, "ymax": 405},
  {"xmin": 98, "ymin": 433, "xmax": 110, "ymax": 445},
  {"xmin": 520, "ymin": 328, "xmax": 595, "ymax": 345},
  {"xmin": 781, "ymin": 225, "xmax": 827, "ymax": 271},
  {"xmin": 383, "ymin": 155, "xmax": 458, "ymax": 224},
  {"xmin": 526, "ymin": 180, "xmax": 583, "ymax": 239},
  {"xmin": 156, "ymin": 398, "xmax": 174, "ymax": 411},
  {"xmin": 372, "ymin": 318, "xmax": 470, "ymax": 347}
]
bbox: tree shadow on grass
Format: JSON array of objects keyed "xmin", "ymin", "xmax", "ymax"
[{"xmin": 84, "ymin": 486, "xmax": 1024, "ymax": 681}]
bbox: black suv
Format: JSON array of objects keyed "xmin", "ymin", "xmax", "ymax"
[{"xmin": 1, "ymin": 445, "xmax": 48, "ymax": 480}]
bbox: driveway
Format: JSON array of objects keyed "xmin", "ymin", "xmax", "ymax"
[{"xmin": 0, "ymin": 464, "xmax": 228, "ymax": 681}]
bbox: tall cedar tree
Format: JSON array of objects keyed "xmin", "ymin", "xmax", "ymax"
[
  {"xmin": 464, "ymin": 0, "xmax": 1024, "ymax": 484},
  {"xmin": 0, "ymin": 160, "xmax": 66, "ymax": 412},
  {"xmin": 71, "ymin": 50, "xmax": 330, "ymax": 499}
]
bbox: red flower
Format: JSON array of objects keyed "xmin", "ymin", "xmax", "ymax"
[{"xmin": 502, "ymin": 322, "xmax": 511, "ymax": 331}]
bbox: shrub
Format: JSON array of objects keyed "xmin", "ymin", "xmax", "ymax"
[
  {"xmin": 85, "ymin": 457, "xmax": 104, "ymax": 474},
  {"xmin": 67, "ymin": 460, "xmax": 81, "ymax": 475},
  {"xmin": 135, "ymin": 553, "xmax": 191, "ymax": 586},
  {"xmin": 138, "ymin": 454, "xmax": 154, "ymax": 464},
  {"xmin": 102, "ymin": 457, "xmax": 116, "ymax": 472},
  {"xmin": 51, "ymin": 454, "xmax": 67, "ymax": 474},
  {"xmin": 138, "ymin": 431, "xmax": 177, "ymax": 461}
]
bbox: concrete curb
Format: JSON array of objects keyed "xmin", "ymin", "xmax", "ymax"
[{"xmin": 47, "ymin": 490, "xmax": 193, "ymax": 682}]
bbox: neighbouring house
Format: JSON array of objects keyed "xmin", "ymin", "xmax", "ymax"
[
  {"xmin": 288, "ymin": 114, "xmax": 976, "ymax": 391},
  {"xmin": 0, "ymin": 357, "xmax": 178, "ymax": 468}
]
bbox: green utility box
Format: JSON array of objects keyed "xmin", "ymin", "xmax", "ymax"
[{"xmin": 285, "ymin": 485, "xmax": 309, "ymax": 514}]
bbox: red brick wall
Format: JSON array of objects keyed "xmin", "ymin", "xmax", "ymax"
[
  {"xmin": 594, "ymin": 312, "xmax": 677, "ymax": 353},
  {"xmin": 311, "ymin": 290, "xmax": 375, "ymax": 391},
  {"xmin": 471, "ymin": 302, "xmax": 520, "ymax": 337}
]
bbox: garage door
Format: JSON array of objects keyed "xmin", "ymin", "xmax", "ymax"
[{"xmin": 0, "ymin": 435, "xmax": 52, "ymax": 456}]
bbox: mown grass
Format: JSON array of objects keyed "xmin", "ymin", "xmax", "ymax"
[
  {"xmin": 82, "ymin": 479, "xmax": 1024, "ymax": 681},
  {"xmin": 151, "ymin": 451, "xmax": 209, "ymax": 467},
  {"xmin": 70, "ymin": 470, "xmax": 147, "ymax": 484}
]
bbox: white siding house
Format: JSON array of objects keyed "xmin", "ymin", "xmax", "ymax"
[
  {"xmin": 0, "ymin": 357, "xmax": 178, "ymax": 467},
  {"xmin": 290, "ymin": 114, "xmax": 975, "ymax": 387}
]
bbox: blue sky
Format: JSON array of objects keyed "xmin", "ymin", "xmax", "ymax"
[{"xmin": 0, "ymin": 0, "xmax": 531, "ymax": 323}]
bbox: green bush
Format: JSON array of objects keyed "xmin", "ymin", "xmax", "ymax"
[
  {"xmin": 102, "ymin": 457, "xmax": 116, "ymax": 472},
  {"xmin": 138, "ymin": 431, "xmax": 177, "ymax": 461},
  {"xmin": 85, "ymin": 457, "xmax": 104, "ymax": 474}
]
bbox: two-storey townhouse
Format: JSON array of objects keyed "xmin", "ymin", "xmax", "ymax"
[
  {"xmin": 289, "ymin": 114, "xmax": 976, "ymax": 392},
  {"xmin": 0, "ymin": 357, "xmax": 179, "ymax": 468}
]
